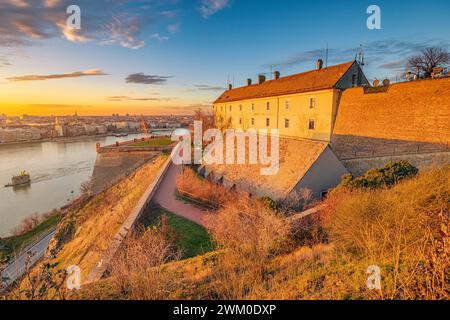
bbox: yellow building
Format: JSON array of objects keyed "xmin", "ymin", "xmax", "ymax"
[{"xmin": 213, "ymin": 60, "xmax": 369, "ymax": 142}]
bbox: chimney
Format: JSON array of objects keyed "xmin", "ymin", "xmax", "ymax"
[
  {"xmin": 373, "ymin": 79, "xmax": 379, "ymax": 87},
  {"xmin": 258, "ymin": 74, "xmax": 266, "ymax": 84},
  {"xmin": 316, "ymin": 59, "xmax": 324, "ymax": 70},
  {"xmin": 247, "ymin": 78, "xmax": 252, "ymax": 86},
  {"xmin": 228, "ymin": 84, "xmax": 233, "ymax": 90},
  {"xmin": 274, "ymin": 71, "xmax": 280, "ymax": 80}
]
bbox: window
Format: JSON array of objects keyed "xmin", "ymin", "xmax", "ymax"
[
  {"xmin": 239, "ymin": 105, "xmax": 242, "ymax": 112},
  {"xmin": 251, "ymin": 118, "xmax": 255, "ymax": 126},
  {"xmin": 229, "ymin": 105, "xmax": 232, "ymax": 111},
  {"xmin": 251, "ymin": 103, "xmax": 255, "ymax": 111},
  {"xmin": 285, "ymin": 100, "xmax": 290, "ymax": 110},
  {"xmin": 266, "ymin": 118, "xmax": 270, "ymax": 126},
  {"xmin": 239, "ymin": 118, "xmax": 242, "ymax": 125},
  {"xmin": 308, "ymin": 119, "xmax": 316, "ymax": 130},
  {"xmin": 266, "ymin": 102, "xmax": 270, "ymax": 110},
  {"xmin": 309, "ymin": 98, "xmax": 316, "ymax": 109},
  {"xmin": 352, "ymin": 74, "xmax": 357, "ymax": 87},
  {"xmin": 285, "ymin": 118, "xmax": 290, "ymax": 128},
  {"xmin": 221, "ymin": 106, "xmax": 223, "ymax": 112}
]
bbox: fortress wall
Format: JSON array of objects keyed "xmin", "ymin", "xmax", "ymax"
[
  {"xmin": 91, "ymin": 151, "xmax": 158, "ymax": 194},
  {"xmin": 331, "ymin": 78, "xmax": 450, "ymax": 159},
  {"xmin": 342, "ymin": 151, "xmax": 450, "ymax": 176}
]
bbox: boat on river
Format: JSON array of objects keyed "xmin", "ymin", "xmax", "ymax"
[{"xmin": 4, "ymin": 171, "xmax": 31, "ymax": 188}]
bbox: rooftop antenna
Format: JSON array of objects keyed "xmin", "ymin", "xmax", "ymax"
[
  {"xmin": 358, "ymin": 44, "xmax": 366, "ymax": 68},
  {"xmin": 325, "ymin": 43, "xmax": 329, "ymax": 68}
]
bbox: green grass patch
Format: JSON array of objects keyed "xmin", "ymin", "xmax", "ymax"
[
  {"xmin": 143, "ymin": 205, "xmax": 214, "ymax": 259},
  {"xmin": 0, "ymin": 213, "xmax": 61, "ymax": 259},
  {"xmin": 130, "ymin": 138, "xmax": 173, "ymax": 147}
]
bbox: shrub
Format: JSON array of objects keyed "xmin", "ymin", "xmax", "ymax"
[
  {"xmin": 176, "ymin": 167, "xmax": 236, "ymax": 207},
  {"xmin": 337, "ymin": 160, "xmax": 419, "ymax": 190},
  {"xmin": 204, "ymin": 197, "xmax": 290, "ymax": 299},
  {"xmin": 323, "ymin": 166, "xmax": 449, "ymax": 299},
  {"xmin": 109, "ymin": 222, "xmax": 182, "ymax": 300}
]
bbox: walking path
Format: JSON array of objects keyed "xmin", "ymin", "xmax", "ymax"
[
  {"xmin": 1, "ymin": 229, "xmax": 55, "ymax": 288},
  {"xmin": 154, "ymin": 163, "xmax": 208, "ymax": 226}
]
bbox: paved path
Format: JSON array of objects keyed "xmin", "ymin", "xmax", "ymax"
[
  {"xmin": 154, "ymin": 163, "xmax": 208, "ymax": 226},
  {"xmin": 1, "ymin": 230, "xmax": 55, "ymax": 288}
]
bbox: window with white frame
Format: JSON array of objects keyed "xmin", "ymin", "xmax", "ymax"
[
  {"xmin": 285, "ymin": 100, "xmax": 290, "ymax": 110},
  {"xmin": 251, "ymin": 118, "xmax": 255, "ymax": 126},
  {"xmin": 308, "ymin": 119, "xmax": 316, "ymax": 130},
  {"xmin": 266, "ymin": 118, "xmax": 270, "ymax": 126},
  {"xmin": 285, "ymin": 118, "xmax": 290, "ymax": 128},
  {"xmin": 266, "ymin": 102, "xmax": 270, "ymax": 110},
  {"xmin": 251, "ymin": 103, "xmax": 255, "ymax": 111},
  {"xmin": 309, "ymin": 97, "xmax": 316, "ymax": 109}
]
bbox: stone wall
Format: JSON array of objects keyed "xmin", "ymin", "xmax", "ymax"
[
  {"xmin": 331, "ymin": 77, "xmax": 450, "ymax": 159},
  {"xmin": 91, "ymin": 152, "xmax": 158, "ymax": 194},
  {"xmin": 342, "ymin": 151, "xmax": 450, "ymax": 176}
]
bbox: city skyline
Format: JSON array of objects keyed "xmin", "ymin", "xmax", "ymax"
[{"xmin": 1, "ymin": 0, "xmax": 450, "ymax": 116}]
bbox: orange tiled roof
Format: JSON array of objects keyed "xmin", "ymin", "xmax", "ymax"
[{"xmin": 214, "ymin": 61, "xmax": 355, "ymax": 104}]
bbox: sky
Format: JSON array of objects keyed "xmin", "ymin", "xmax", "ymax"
[{"xmin": 0, "ymin": 0, "xmax": 449, "ymax": 116}]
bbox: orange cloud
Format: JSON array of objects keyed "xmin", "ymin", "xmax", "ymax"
[{"xmin": 7, "ymin": 69, "xmax": 108, "ymax": 82}]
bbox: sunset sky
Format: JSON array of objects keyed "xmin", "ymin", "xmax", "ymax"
[{"xmin": 1, "ymin": 0, "xmax": 450, "ymax": 116}]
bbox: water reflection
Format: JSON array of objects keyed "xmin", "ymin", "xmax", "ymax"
[{"xmin": 0, "ymin": 133, "xmax": 152, "ymax": 237}]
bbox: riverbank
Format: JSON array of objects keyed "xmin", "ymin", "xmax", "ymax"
[
  {"xmin": 0, "ymin": 133, "xmax": 124, "ymax": 148},
  {"xmin": 0, "ymin": 129, "xmax": 178, "ymax": 148},
  {"xmin": 0, "ymin": 212, "xmax": 61, "ymax": 259}
]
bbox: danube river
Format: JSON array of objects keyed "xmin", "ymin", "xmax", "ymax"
[{"xmin": 0, "ymin": 133, "xmax": 155, "ymax": 237}]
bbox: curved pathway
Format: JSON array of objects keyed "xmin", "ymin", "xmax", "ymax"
[{"xmin": 153, "ymin": 163, "xmax": 208, "ymax": 226}]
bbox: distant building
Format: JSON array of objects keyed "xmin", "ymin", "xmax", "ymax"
[
  {"xmin": 54, "ymin": 117, "xmax": 65, "ymax": 137},
  {"xmin": 0, "ymin": 127, "xmax": 41, "ymax": 143}
]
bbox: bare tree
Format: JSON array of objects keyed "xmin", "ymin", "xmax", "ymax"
[
  {"xmin": 408, "ymin": 47, "xmax": 450, "ymax": 78},
  {"xmin": 193, "ymin": 108, "xmax": 215, "ymax": 134}
]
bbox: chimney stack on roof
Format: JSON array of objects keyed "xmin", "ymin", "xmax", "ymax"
[
  {"xmin": 247, "ymin": 78, "xmax": 252, "ymax": 86},
  {"xmin": 274, "ymin": 71, "xmax": 280, "ymax": 80},
  {"xmin": 258, "ymin": 74, "xmax": 266, "ymax": 84},
  {"xmin": 316, "ymin": 59, "xmax": 324, "ymax": 70},
  {"xmin": 228, "ymin": 84, "xmax": 233, "ymax": 90}
]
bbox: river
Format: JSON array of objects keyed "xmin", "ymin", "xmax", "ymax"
[{"xmin": 0, "ymin": 133, "xmax": 162, "ymax": 237}]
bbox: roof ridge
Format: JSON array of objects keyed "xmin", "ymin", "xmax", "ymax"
[{"xmin": 214, "ymin": 61, "xmax": 356, "ymax": 104}]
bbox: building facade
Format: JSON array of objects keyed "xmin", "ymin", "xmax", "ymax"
[{"xmin": 213, "ymin": 60, "xmax": 369, "ymax": 142}]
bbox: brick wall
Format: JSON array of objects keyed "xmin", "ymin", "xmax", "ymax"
[{"xmin": 331, "ymin": 78, "xmax": 450, "ymax": 159}]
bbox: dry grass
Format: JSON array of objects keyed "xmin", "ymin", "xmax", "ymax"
[
  {"xmin": 47, "ymin": 156, "xmax": 168, "ymax": 281},
  {"xmin": 176, "ymin": 167, "xmax": 236, "ymax": 206},
  {"xmin": 203, "ymin": 197, "xmax": 290, "ymax": 299},
  {"xmin": 108, "ymin": 220, "xmax": 182, "ymax": 300},
  {"xmin": 322, "ymin": 166, "xmax": 449, "ymax": 300},
  {"xmin": 23, "ymin": 165, "xmax": 449, "ymax": 300}
]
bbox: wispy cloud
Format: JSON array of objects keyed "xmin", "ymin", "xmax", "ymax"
[
  {"xmin": 7, "ymin": 69, "xmax": 107, "ymax": 82},
  {"xmin": 150, "ymin": 33, "xmax": 169, "ymax": 42},
  {"xmin": 195, "ymin": 84, "xmax": 225, "ymax": 91},
  {"xmin": 168, "ymin": 23, "xmax": 181, "ymax": 34},
  {"xmin": 107, "ymin": 96, "xmax": 171, "ymax": 102},
  {"xmin": 0, "ymin": 1, "xmax": 179, "ymax": 49},
  {"xmin": 265, "ymin": 38, "xmax": 450, "ymax": 74},
  {"xmin": 199, "ymin": 0, "xmax": 232, "ymax": 18},
  {"xmin": 126, "ymin": 73, "xmax": 173, "ymax": 85}
]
